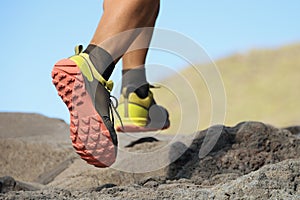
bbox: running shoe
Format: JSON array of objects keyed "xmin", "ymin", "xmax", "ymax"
[
  {"xmin": 116, "ymin": 86, "xmax": 170, "ymax": 132},
  {"xmin": 51, "ymin": 45, "xmax": 117, "ymax": 167}
]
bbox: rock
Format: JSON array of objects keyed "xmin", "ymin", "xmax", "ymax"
[
  {"xmin": 93, "ymin": 183, "xmax": 117, "ymax": 192},
  {"xmin": 212, "ymin": 159, "xmax": 300, "ymax": 199},
  {"xmin": 0, "ymin": 176, "xmax": 42, "ymax": 193},
  {"xmin": 284, "ymin": 126, "xmax": 300, "ymax": 139},
  {"xmin": 1, "ymin": 113, "xmax": 300, "ymax": 199},
  {"xmin": 167, "ymin": 121, "xmax": 300, "ymax": 186},
  {"xmin": 2, "ymin": 159, "xmax": 298, "ymax": 199},
  {"xmin": 0, "ymin": 176, "xmax": 15, "ymax": 193},
  {"xmin": 284, "ymin": 126, "xmax": 300, "ymax": 135}
]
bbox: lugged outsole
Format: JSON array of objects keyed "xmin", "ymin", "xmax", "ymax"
[{"xmin": 51, "ymin": 59, "xmax": 116, "ymax": 167}]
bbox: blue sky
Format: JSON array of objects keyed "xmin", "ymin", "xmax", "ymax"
[{"xmin": 1, "ymin": 0, "xmax": 300, "ymax": 123}]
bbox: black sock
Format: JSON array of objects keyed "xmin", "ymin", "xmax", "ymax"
[
  {"xmin": 122, "ymin": 68, "xmax": 149, "ymax": 99},
  {"xmin": 84, "ymin": 44, "xmax": 115, "ymax": 81}
]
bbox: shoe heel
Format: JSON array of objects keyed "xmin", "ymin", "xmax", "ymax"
[{"xmin": 51, "ymin": 59, "xmax": 78, "ymax": 111}]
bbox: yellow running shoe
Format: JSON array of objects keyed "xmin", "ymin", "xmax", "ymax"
[{"xmin": 116, "ymin": 86, "xmax": 170, "ymax": 132}]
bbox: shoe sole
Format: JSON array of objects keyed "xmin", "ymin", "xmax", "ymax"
[
  {"xmin": 116, "ymin": 124, "xmax": 170, "ymax": 133},
  {"xmin": 52, "ymin": 59, "xmax": 116, "ymax": 167}
]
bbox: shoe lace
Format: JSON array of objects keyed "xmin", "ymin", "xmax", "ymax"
[{"xmin": 109, "ymin": 95, "xmax": 124, "ymax": 130}]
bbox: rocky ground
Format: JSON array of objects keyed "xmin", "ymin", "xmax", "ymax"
[{"xmin": 0, "ymin": 113, "xmax": 299, "ymax": 199}]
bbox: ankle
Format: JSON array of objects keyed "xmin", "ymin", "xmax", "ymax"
[
  {"xmin": 84, "ymin": 44, "xmax": 115, "ymax": 81},
  {"xmin": 121, "ymin": 68, "xmax": 149, "ymax": 98}
]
